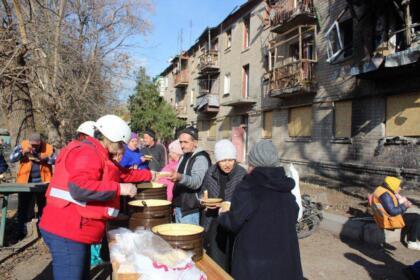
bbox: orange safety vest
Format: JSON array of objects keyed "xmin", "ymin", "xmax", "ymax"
[
  {"xmin": 371, "ymin": 186, "xmax": 405, "ymax": 230},
  {"xmin": 16, "ymin": 140, "xmax": 54, "ymax": 183}
]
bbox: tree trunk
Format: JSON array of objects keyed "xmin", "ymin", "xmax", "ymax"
[{"xmin": 0, "ymin": 0, "xmax": 36, "ymax": 146}]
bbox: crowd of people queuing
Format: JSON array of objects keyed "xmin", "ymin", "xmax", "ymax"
[{"xmin": 5, "ymin": 114, "xmax": 419, "ymax": 280}]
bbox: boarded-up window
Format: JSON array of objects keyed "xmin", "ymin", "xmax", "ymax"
[
  {"xmin": 222, "ymin": 117, "xmax": 231, "ymax": 138},
  {"xmin": 209, "ymin": 119, "xmax": 217, "ymax": 138},
  {"xmin": 288, "ymin": 106, "xmax": 312, "ymax": 137},
  {"xmin": 262, "ymin": 111, "xmax": 273, "ymax": 138},
  {"xmin": 335, "ymin": 101, "xmax": 352, "ymax": 138},
  {"xmin": 386, "ymin": 92, "xmax": 420, "ymax": 136}
]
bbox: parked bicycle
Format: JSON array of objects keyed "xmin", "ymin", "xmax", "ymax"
[{"xmin": 296, "ymin": 194, "xmax": 323, "ymax": 239}]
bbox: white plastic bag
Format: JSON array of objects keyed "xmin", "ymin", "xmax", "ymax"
[
  {"xmin": 109, "ymin": 228, "xmax": 207, "ymax": 280},
  {"xmin": 285, "ymin": 163, "xmax": 303, "ymax": 221}
]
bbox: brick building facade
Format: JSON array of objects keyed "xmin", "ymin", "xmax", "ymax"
[{"xmin": 158, "ymin": 0, "xmax": 420, "ymax": 190}]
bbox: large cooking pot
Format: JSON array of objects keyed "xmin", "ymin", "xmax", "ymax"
[
  {"xmin": 134, "ymin": 182, "xmax": 167, "ymax": 200},
  {"xmin": 107, "ymin": 213, "xmax": 129, "ymax": 231},
  {"xmin": 152, "ymin": 223, "xmax": 204, "ymax": 261},
  {"xmin": 128, "ymin": 199, "xmax": 172, "ymax": 230}
]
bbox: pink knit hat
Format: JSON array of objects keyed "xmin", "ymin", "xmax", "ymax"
[{"xmin": 169, "ymin": 140, "xmax": 183, "ymax": 155}]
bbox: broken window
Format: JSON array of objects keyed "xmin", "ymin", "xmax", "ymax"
[
  {"xmin": 226, "ymin": 29, "xmax": 232, "ymax": 49},
  {"xmin": 325, "ymin": 19, "xmax": 353, "ymax": 63}
]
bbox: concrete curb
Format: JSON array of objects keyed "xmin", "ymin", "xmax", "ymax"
[{"xmin": 320, "ymin": 212, "xmax": 401, "ymax": 245}]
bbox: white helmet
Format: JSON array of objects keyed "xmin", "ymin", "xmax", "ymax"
[
  {"xmin": 76, "ymin": 121, "xmax": 96, "ymax": 137},
  {"xmin": 95, "ymin": 115, "xmax": 131, "ymax": 144}
]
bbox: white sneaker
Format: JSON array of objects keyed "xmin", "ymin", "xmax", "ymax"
[{"xmin": 407, "ymin": 241, "xmax": 420, "ymax": 251}]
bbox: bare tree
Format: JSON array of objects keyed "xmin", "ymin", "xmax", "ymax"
[{"xmin": 0, "ymin": 0, "xmax": 152, "ymax": 146}]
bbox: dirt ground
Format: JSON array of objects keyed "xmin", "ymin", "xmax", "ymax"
[
  {"xmin": 1, "ymin": 183, "xmax": 418, "ymax": 279},
  {"xmin": 300, "ymin": 182, "xmax": 370, "ymax": 217},
  {"xmin": 1, "ymin": 228, "xmax": 418, "ymax": 280}
]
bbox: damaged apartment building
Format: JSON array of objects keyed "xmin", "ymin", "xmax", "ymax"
[{"xmin": 158, "ymin": 0, "xmax": 420, "ymax": 189}]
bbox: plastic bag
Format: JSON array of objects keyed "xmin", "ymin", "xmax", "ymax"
[
  {"xmin": 109, "ymin": 228, "xmax": 207, "ymax": 280},
  {"xmin": 285, "ymin": 163, "xmax": 303, "ymax": 221}
]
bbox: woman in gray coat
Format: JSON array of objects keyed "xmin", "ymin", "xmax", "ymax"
[{"xmin": 200, "ymin": 139, "xmax": 246, "ymax": 273}]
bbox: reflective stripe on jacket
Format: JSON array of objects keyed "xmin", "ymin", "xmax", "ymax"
[{"xmin": 40, "ymin": 137, "xmax": 152, "ymax": 244}]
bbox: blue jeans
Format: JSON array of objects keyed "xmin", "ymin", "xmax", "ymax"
[
  {"xmin": 174, "ymin": 207, "xmax": 200, "ymax": 225},
  {"xmin": 41, "ymin": 229, "xmax": 90, "ymax": 280}
]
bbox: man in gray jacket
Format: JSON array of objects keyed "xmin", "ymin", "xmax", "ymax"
[{"xmin": 169, "ymin": 127, "xmax": 211, "ymax": 225}]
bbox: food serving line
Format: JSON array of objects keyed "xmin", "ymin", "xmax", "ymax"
[{"xmin": 107, "ymin": 181, "xmax": 233, "ymax": 279}]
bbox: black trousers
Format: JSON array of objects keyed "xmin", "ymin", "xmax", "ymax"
[
  {"xmin": 403, "ymin": 213, "xmax": 420, "ymax": 242},
  {"xmin": 17, "ymin": 192, "xmax": 46, "ymax": 232}
]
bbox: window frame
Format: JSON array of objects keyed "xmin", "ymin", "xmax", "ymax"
[
  {"xmin": 226, "ymin": 28, "xmax": 232, "ymax": 49},
  {"xmin": 242, "ymin": 64, "xmax": 250, "ymax": 98},
  {"xmin": 223, "ymin": 73, "xmax": 231, "ymax": 96},
  {"xmin": 325, "ymin": 19, "xmax": 353, "ymax": 63},
  {"xmin": 243, "ymin": 15, "xmax": 251, "ymax": 49}
]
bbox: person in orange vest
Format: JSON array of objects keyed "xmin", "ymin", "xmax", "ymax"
[
  {"xmin": 370, "ymin": 176, "xmax": 419, "ymax": 250},
  {"xmin": 9, "ymin": 132, "xmax": 55, "ymax": 239}
]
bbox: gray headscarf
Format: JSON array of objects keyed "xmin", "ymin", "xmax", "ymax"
[{"xmin": 247, "ymin": 140, "xmax": 280, "ymax": 168}]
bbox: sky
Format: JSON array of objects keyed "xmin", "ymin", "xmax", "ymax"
[{"xmin": 119, "ymin": 0, "xmax": 246, "ymax": 99}]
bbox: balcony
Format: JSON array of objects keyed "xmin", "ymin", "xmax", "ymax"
[
  {"xmin": 269, "ymin": 59, "xmax": 316, "ymax": 97},
  {"xmin": 220, "ymin": 96, "xmax": 257, "ymax": 107},
  {"xmin": 198, "ymin": 50, "xmax": 219, "ymax": 74},
  {"xmin": 270, "ymin": 0, "xmax": 316, "ymax": 34},
  {"xmin": 195, "ymin": 94, "xmax": 219, "ymax": 113},
  {"xmin": 174, "ymin": 69, "xmax": 189, "ymax": 88}
]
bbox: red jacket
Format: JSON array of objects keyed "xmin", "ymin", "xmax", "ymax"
[{"xmin": 40, "ymin": 137, "xmax": 151, "ymax": 244}]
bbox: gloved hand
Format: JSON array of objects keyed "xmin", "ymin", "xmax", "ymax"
[{"xmin": 119, "ymin": 183, "xmax": 137, "ymax": 198}]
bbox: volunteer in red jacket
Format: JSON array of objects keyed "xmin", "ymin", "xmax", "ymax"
[{"xmin": 40, "ymin": 115, "xmax": 152, "ymax": 280}]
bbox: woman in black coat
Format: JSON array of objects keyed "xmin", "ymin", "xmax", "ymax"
[
  {"xmin": 201, "ymin": 139, "xmax": 246, "ymax": 272},
  {"xmin": 218, "ymin": 140, "xmax": 303, "ymax": 280}
]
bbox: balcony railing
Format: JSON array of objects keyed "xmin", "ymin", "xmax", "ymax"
[
  {"xmin": 195, "ymin": 94, "xmax": 219, "ymax": 113},
  {"xmin": 270, "ymin": 0, "xmax": 315, "ymax": 33},
  {"xmin": 174, "ymin": 70, "xmax": 189, "ymax": 88},
  {"xmin": 198, "ymin": 50, "xmax": 219, "ymax": 73},
  {"xmin": 269, "ymin": 59, "xmax": 316, "ymax": 97}
]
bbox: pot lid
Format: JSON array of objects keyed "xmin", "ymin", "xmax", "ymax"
[
  {"xmin": 129, "ymin": 199, "xmax": 171, "ymax": 207},
  {"xmin": 136, "ymin": 182, "xmax": 165, "ymax": 189},
  {"xmin": 152, "ymin": 223, "xmax": 204, "ymax": 236}
]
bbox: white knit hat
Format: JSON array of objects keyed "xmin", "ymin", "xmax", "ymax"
[{"xmin": 214, "ymin": 139, "xmax": 237, "ymax": 162}]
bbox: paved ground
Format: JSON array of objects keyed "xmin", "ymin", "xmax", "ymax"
[{"xmin": 1, "ymin": 228, "xmax": 418, "ymax": 280}]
